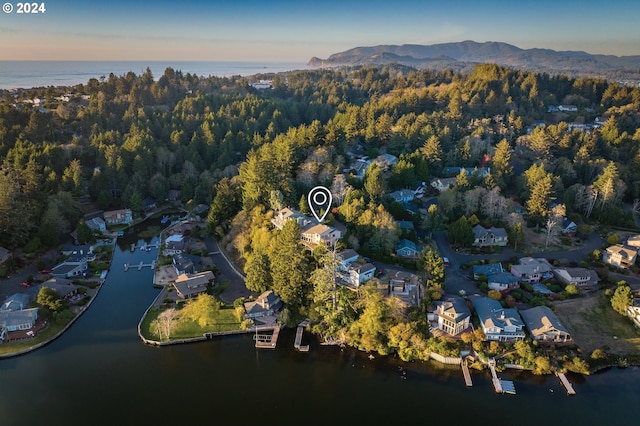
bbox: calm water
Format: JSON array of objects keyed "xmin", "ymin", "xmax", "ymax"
[
  {"xmin": 0, "ymin": 61, "xmax": 308, "ymax": 90},
  {"xmin": 1, "ymin": 228, "xmax": 640, "ymax": 425}
]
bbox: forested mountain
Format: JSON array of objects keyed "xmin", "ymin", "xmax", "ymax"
[{"xmin": 308, "ymin": 41, "xmax": 640, "ymax": 83}]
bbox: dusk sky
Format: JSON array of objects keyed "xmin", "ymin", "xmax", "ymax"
[{"xmin": 1, "ymin": 0, "xmax": 639, "ymax": 61}]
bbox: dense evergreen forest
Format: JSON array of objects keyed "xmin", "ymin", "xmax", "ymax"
[{"xmin": 2, "ymin": 63, "xmax": 640, "ymax": 361}]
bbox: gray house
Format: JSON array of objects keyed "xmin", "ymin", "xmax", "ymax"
[
  {"xmin": 244, "ymin": 291, "xmax": 283, "ymax": 319},
  {"xmin": 520, "ymin": 306, "xmax": 572, "ymax": 343}
]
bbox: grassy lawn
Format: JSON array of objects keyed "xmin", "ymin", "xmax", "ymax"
[
  {"xmin": 140, "ymin": 306, "xmax": 243, "ymax": 341},
  {"xmin": 554, "ymin": 293, "xmax": 640, "ymax": 355},
  {"xmin": 0, "ymin": 320, "xmax": 69, "ymax": 356}
]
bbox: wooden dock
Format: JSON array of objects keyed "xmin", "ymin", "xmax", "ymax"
[
  {"xmin": 556, "ymin": 372, "xmax": 576, "ymax": 395},
  {"xmin": 294, "ymin": 319, "xmax": 310, "ymax": 352},
  {"xmin": 488, "ymin": 358, "xmax": 515, "ymax": 394},
  {"xmin": 124, "ymin": 260, "xmax": 156, "ymax": 271},
  {"xmin": 254, "ymin": 325, "xmax": 280, "ymax": 349},
  {"xmin": 461, "ymin": 359, "xmax": 473, "ymax": 387}
]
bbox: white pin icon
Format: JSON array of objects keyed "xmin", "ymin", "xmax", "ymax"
[{"xmin": 308, "ymin": 186, "xmax": 333, "ymax": 223}]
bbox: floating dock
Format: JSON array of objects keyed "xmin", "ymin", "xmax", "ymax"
[
  {"xmin": 124, "ymin": 260, "xmax": 156, "ymax": 271},
  {"xmin": 294, "ymin": 319, "xmax": 310, "ymax": 352},
  {"xmin": 254, "ymin": 325, "xmax": 280, "ymax": 349},
  {"xmin": 489, "ymin": 359, "xmax": 516, "ymax": 395},
  {"xmin": 556, "ymin": 372, "xmax": 576, "ymax": 395},
  {"xmin": 131, "ymin": 243, "xmax": 160, "ymax": 252}
]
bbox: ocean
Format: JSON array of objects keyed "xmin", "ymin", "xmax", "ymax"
[{"xmin": 0, "ymin": 61, "xmax": 308, "ymax": 90}]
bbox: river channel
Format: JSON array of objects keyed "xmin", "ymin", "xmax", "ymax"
[{"xmin": 1, "ymin": 228, "xmax": 640, "ymax": 425}]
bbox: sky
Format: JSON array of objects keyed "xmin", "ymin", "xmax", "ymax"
[{"xmin": 1, "ymin": 0, "xmax": 639, "ymax": 61}]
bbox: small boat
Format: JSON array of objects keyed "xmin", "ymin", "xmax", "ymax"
[{"xmin": 161, "ymin": 215, "xmax": 169, "ymax": 224}]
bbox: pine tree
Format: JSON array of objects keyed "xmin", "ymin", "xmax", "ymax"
[
  {"xmin": 526, "ymin": 175, "xmax": 553, "ymax": 225},
  {"xmin": 269, "ymin": 220, "xmax": 309, "ymax": 308}
]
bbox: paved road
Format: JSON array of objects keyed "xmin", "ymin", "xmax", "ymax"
[
  {"xmin": 204, "ymin": 237, "xmax": 254, "ymax": 303},
  {"xmin": 432, "ymin": 230, "xmax": 605, "ymax": 297}
]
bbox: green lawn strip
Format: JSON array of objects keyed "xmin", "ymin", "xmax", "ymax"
[
  {"xmin": 0, "ymin": 320, "xmax": 69, "ymax": 355},
  {"xmin": 140, "ymin": 306, "xmax": 242, "ymax": 341}
]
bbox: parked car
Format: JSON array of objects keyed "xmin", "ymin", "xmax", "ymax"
[
  {"xmin": 38, "ymin": 269, "xmax": 52, "ymax": 274},
  {"xmin": 20, "ymin": 282, "xmax": 31, "ymax": 288},
  {"xmin": 443, "ymin": 257, "xmax": 450, "ymax": 267}
]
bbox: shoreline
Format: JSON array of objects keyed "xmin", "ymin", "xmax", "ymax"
[{"xmin": 0, "ymin": 238, "xmax": 117, "ymax": 359}]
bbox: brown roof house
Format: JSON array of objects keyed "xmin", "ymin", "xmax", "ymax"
[
  {"xmin": 520, "ymin": 306, "xmax": 572, "ymax": 343},
  {"xmin": 173, "ymin": 271, "xmax": 214, "ymax": 299},
  {"xmin": 244, "ymin": 291, "xmax": 282, "ymax": 319},
  {"xmin": 103, "ymin": 208, "xmax": 133, "ymax": 225}
]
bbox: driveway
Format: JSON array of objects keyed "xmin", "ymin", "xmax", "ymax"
[{"xmin": 204, "ymin": 237, "xmax": 255, "ymax": 303}]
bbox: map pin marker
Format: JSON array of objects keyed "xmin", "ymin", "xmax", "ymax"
[{"xmin": 308, "ymin": 186, "xmax": 333, "ymax": 223}]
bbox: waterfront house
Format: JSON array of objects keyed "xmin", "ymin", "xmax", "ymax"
[
  {"xmin": 553, "ymin": 267, "xmax": 599, "ymax": 290},
  {"xmin": 244, "ymin": 290, "xmax": 283, "ymax": 319},
  {"xmin": 143, "ymin": 197, "xmax": 157, "ymax": 211},
  {"xmin": 172, "ymin": 271, "xmax": 214, "ymax": 299},
  {"xmin": 487, "ymin": 272, "xmax": 520, "ymax": 292},
  {"xmin": 0, "ymin": 308, "xmax": 38, "ymax": 332},
  {"xmin": 172, "ymin": 253, "xmax": 202, "ymax": 275},
  {"xmin": 86, "ymin": 217, "xmax": 107, "ymax": 233},
  {"xmin": 164, "ymin": 234, "xmax": 187, "ymax": 255},
  {"xmin": 1, "ymin": 293, "xmax": 30, "ymax": 312},
  {"xmin": 603, "ymin": 244, "xmax": 637, "ymax": 269},
  {"xmin": 39, "ymin": 278, "xmax": 79, "ymax": 299},
  {"xmin": 472, "ymin": 263, "xmax": 504, "ymax": 280},
  {"xmin": 472, "ymin": 225, "xmax": 508, "ymax": 247},
  {"xmin": 510, "ymin": 257, "xmax": 553, "ymax": 283},
  {"xmin": 51, "ymin": 251, "xmax": 89, "ymax": 279},
  {"xmin": 472, "ymin": 297, "xmax": 525, "ymax": 342},
  {"xmin": 434, "ymin": 297, "xmax": 471, "ymax": 336},
  {"xmin": 395, "ymin": 239, "xmax": 421, "ymax": 258},
  {"xmin": 103, "ymin": 208, "xmax": 133, "ymax": 225},
  {"xmin": 520, "ymin": 306, "xmax": 572, "ymax": 343}
]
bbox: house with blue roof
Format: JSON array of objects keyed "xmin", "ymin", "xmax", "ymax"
[
  {"xmin": 472, "ymin": 263, "xmax": 504, "ymax": 280},
  {"xmin": 487, "ymin": 272, "xmax": 520, "ymax": 292},
  {"xmin": 472, "ymin": 297, "xmax": 525, "ymax": 342},
  {"xmin": 395, "ymin": 239, "xmax": 421, "ymax": 258}
]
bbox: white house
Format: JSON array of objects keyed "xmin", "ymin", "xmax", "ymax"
[
  {"xmin": 103, "ymin": 208, "xmax": 133, "ymax": 225},
  {"xmin": 472, "ymin": 297, "xmax": 525, "ymax": 342},
  {"xmin": 487, "ymin": 272, "xmax": 520, "ymax": 292},
  {"xmin": 349, "ymin": 263, "xmax": 376, "ymax": 287},
  {"xmin": 387, "ymin": 189, "xmax": 415, "ymax": 203},
  {"xmin": 434, "ymin": 297, "xmax": 471, "ymax": 336},
  {"xmin": 603, "ymin": 244, "xmax": 638, "ymax": 269},
  {"xmin": 337, "ymin": 249, "xmax": 360, "ymax": 272},
  {"xmin": 627, "ymin": 299, "xmax": 640, "ymax": 328},
  {"xmin": 430, "ymin": 177, "xmax": 457, "ymax": 192},
  {"xmin": 300, "ymin": 223, "xmax": 342, "ymax": 248}
]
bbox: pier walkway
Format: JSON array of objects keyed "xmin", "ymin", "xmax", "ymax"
[
  {"xmin": 556, "ymin": 372, "xmax": 576, "ymax": 395},
  {"xmin": 294, "ymin": 319, "xmax": 310, "ymax": 352},
  {"xmin": 461, "ymin": 358, "xmax": 473, "ymax": 387},
  {"xmin": 124, "ymin": 260, "xmax": 156, "ymax": 271},
  {"xmin": 489, "ymin": 358, "xmax": 516, "ymax": 394}
]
